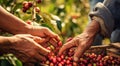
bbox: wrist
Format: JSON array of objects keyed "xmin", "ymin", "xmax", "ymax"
[
  {"xmin": 26, "ymin": 26, "xmax": 36, "ymax": 35},
  {"xmin": 12, "ymin": 25, "xmax": 33, "ymax": 34},
  {"xmin": 27, "ymin": 26, "xmax": 44, "ymax": 36},
  {"xmin": 83, "ymin": 20, "xmax": 100, "ymax": 37}
]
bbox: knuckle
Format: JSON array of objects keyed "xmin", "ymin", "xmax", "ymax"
[{"xmin": 62, "ymin": 44, "xmax": 68, "ymax": 47}]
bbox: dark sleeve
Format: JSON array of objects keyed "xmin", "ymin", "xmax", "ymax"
[{"xmin": 89, "ymin": 0, "xmax": 116, "ymax": 38}]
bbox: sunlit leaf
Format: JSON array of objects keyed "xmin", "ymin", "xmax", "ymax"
[{"xmin": 15, "ymin": 60, "xmax": 22, "ymax": 66}]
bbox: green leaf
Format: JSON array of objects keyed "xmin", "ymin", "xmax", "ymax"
[
  {"xmin": 36, "ymin": 14, "xmax": 41, "ymax": 22},
  {"xmin": 15, "ymin": 12, "xmax": 21, "ymax": 18},
  {"xmin": 56, "ymin": 20, "xmax": 62, "ymax": 31},
  {"xmin": 15, "ymin": 60, "xmax": 22, "ymax": 66},
  {"xmin": 0, "ymin": 0, "xmax": 3, "ymax": 5},
  {"xmin": 12, "ymin": 3, "xmax": 22, "ymax": 13},
  {"xmin": 5, "ymin": 0, "xmax": 14, "ymax": 6},
  {"xmin": 0, "ymin": 59, "xmax": 13, "ymax": 66},
  {"xmin": 0, "ymin": 54, "xmax": 23, "ymax": 66}
]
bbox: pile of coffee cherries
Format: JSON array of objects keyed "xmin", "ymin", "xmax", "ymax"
[{"xmin": 41, "ymin": 41, "xmax": 120, "ymax": 66}]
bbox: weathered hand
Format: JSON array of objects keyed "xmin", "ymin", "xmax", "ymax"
[
  {"xmin": 29, "ymin": 26, "xmax": 60, "ymax": 47},
  {"xmin": 59, "ymin": 19, "xmax": 100, "ymax": 62},
  {"xmin": 5, "ymin": 34, "xmax": 50, "ymax": 64},
  {"xmin": 58, "ymin": 33, "xmax": 94, "ymax": 61}
]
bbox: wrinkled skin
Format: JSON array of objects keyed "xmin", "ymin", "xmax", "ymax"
[
  {"xmin": 0, "ymin": 34, "xmax": 50, "ymax": 65},
  {"xmin": 28, "ymin": 26, "xmax": 60, "ymax": 48},
  {"xmin": 59, "ymin": 33, "xmax": 95, "ymax": 61},
  {"xmin": 0, "ymin": 6, "xmax": 60, "ymax": 66},
  {"xmin": 59, "ymin": 20, "xmax": 100, "ymax": 61}
]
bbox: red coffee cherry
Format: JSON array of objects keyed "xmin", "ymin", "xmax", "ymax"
[
  {"xmin": 35, "ymin": 7, "xmax": 40, "ymax": 13},
  {"xmin": 26, "ymin": 20, "xmax": 32, "ymax": 25},
  {"xmin": 36, "ymin": 0, "xmax": 42, "ymax": 3},
  {"xmin": 28, "ymin": 1, "xmax": 33, "ymax": 7}
]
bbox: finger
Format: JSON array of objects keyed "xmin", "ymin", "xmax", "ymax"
[
  {"xmin": 33, "ymin": 36, "xmax": 49, "ymax": 44},
  {"xmin": 73, "ymin": 45, "xmax": 84, "ymax": 62},
  {"xmin": 27, "ymin": 38, "xmax": 51, "ymax": 56},
  {"xmin": 54, "ymin": 34, "xmax": 61, "ymax": 42},
  {"xmin": 45, "ymin": 30, "xmax": 60, "ymax": 42},
  {"xmin": 40, "ymin": 43, "xmax": 50, "ymax": 48},
  {"xmin": 49, "ymin": 38, "xmax": 58, "ymax": 47},
  {"xmin": 34, "ymin": 53, "xmax": 46, "ymax": 62},
  {"xmin": 58, "ymin": 41, "xmax": 76, "ymax": 55},
  {"xmin": 14, "ymin": 52, "xmax": 37, "ymax": 63},
  {"xmin": 16, "ymin": 34, "xmax": 33, "ymax": 38},
  {"xmin": 36, "ymin": 43, "xmax": 50, "ymax": 56}
]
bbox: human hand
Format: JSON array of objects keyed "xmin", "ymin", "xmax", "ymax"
[
  {"xmin": 29, "ymin": 26, "xmax": 60, "ymax": 47},
  {"xmin": 6, "ymin": 34, "xmax": 50, "ymax": 65},
  {"xmin": 58, "ymin": 33, "xmax": 95, "ymax": 61}
]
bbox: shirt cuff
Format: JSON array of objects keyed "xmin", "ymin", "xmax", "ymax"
[{"xmin": 89, "ymin": 2, "xmax": 114, "ymax": 38}]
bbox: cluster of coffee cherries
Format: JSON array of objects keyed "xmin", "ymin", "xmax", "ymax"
[
  {"xmin": 22, "ymin": 0, "xmax": 41, "ymax": 13},
  {"xmin": 41, "ymin": 39, "xmax": 120, "ymax": 66},
  {"xmin": 42, "ymin": 52, "xmax": 120, "ymax": 66}
]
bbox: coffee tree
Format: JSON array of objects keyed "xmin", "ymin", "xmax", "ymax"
[{"xmin": 0, "ymin": 0, "xmax": 89, "ymax": 66}]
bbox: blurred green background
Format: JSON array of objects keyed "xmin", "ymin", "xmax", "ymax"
[
  {"xmin": 0, "ymin": 0, "xmax": 90, "ymax": 43},
  {"xmin": 0, "ymin": 0, "xmax": 110, "ymax": 66}
]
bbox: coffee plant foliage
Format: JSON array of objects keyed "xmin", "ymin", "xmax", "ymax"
[{"xmin": 0, "ymin": 0, "xmax": 89, "ymax": 66}]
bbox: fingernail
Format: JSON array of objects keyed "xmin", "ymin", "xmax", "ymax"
[{"xmin": 74, "ymin": 56, "xmax": 78, "ymax": 62}]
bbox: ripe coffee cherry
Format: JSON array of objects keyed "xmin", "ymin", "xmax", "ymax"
[
  {"xmin": 28, "ymin": 1, "xmax": 33, "ymax": 7},
  {"xmin": 58, "ymin": 41, "xmax": 62, "ymax": 47},
  {"xmin": 23, "ymin": 2, "xmax": 29, "ymax": 10},
  {"xmin": 67, "ymin": 64, "xmax": 72, "ymax": 66},
  {"xmin": 50, "ymin": 63, "xmax": 54, "ymax": 66},
  {"xmin": 58, "ymin": 63, "xmax": 62, "ymax": 66},
  {"xmin": 49, "ymin": 56, "xmax": 54, "ymax": 61},
  {"xmin": 66, "ymin": 60, "xmax": 70, "ymax": 64},
  {"xmin": 57, "ymin": 57, "xmax": 62, "ymax": 62},
  {"xmin": 35, "ymin": 7, "xmax": 40, "ymax": 13},
  {"xmin": 36, "ymin": 0, "xmax": 42, "ymax": 3},
  {"xmin": 97, "ymin": 55, "xmax": 102, "ymax": 61},
  {"xmin": 60, "ymin": 54, "xmax": 65, "ymax": 59},
  {"xmin": 52, "ymin": 57, "xmax": 57, "ymax": 63},
  {"xmin": 88, "ymin": 63, "xmax": 92, "ymax": 66},
  {"xmin": 60, "ymin": 61, "xmax": 65, "ymax": 65},
  {"xmin": 46, "ymin": 47, "xmax": 51, "ymax": 50},
  {"xmin": 22, "ymin": 8, "xmax": 27, "ymax": 13},
  {"xmin": 66, "ymin": 37, "xmax": 73, "ymax": 42},
  {"xmin": 42, "ymin": 41, "xmax": 120, "ymax": 66},
  {"xmin": 73, "ymin": 62, "xmax": 78, "ymax": 66},
  {"xmin": 22, "ymin": 1, "xmax": 33, "ymax": 13},
  {"xmin": 22, "ymin": 1, "xmax": 29, "ymax": 12},
  {"xmin": 26, "ymin": 20, "xmax": 32, "ymax": 25}
]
